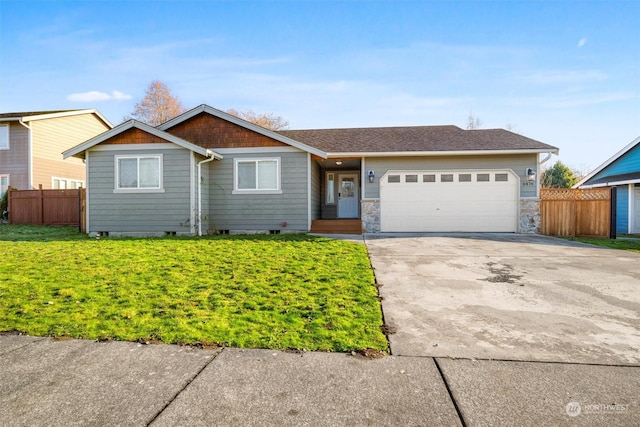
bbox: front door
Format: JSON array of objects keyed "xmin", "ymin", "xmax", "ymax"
[{"xmin": 338, "ymin": 174, "xmax": 359, "ymax": 218}]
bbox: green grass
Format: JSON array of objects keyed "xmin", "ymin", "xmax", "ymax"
[
  {"xmin": 0, "ymin": 225, "xmax": 387, "ymax": 352},
  {"xmin": 572, "ymin": 237, "xmax": 640, "ymax": 253}
]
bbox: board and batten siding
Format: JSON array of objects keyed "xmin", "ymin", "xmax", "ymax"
[
  {"xmin": 87, "ymin": 147, "xmax": 193, "ymax": 235},
  {"xmin": 31, "ymin": 114, "xmax": 110, "ymax": 189},
  {"xmin": 208, "ymin": 150, "xmax": 309, "ymax": 232},
  {"xmin": 616, "ymin": 185, "xmax": 629, "ymax": 234},
  {"xmin": 0, "ymin": 122, "xmax": 29, "ymax": 190},
  {"xmin": 363, "ymin": 154, "xmax": 539, "ymax": 199}
]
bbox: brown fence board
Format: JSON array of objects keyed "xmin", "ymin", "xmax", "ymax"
[
  {"xmin": 8, "ymin": 187, "xmax": 85, "ymax": 229},
  {"xmin": 540, "ymin": 188, "xmax": 612, "ymax": 238}
]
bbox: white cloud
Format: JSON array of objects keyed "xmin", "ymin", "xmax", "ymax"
[
  {"xmin": 578, "ymin": 37, "xmax": 587, "ymax": 48},
  {"xmin": 67, "ymin": 90, "xmax": 132, "ymax": 102}
]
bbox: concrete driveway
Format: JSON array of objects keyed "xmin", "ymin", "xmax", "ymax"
[{"xmin": 366, "ymin": 233, "xmax": 640, "ymax": 366}]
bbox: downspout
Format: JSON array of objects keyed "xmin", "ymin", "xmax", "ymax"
[
  {"xmin": 18, "ymin": 119, "xmax": 33, "ymax": 189},
  {"xmin": 197, "ymin": 150, "xmax": 216, "ymax": 236},
  {"xmin": 537, "ymin": 152, "xmax": 553, "ymax": 198}
]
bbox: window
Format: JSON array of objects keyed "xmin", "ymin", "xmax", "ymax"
[
  {"xmin": 0, "ymin": 175, "xmax": 9, "ymax": 198},
  {"xmin": 423, "ymin": 174, "xmax": 436, "ymax": 182},
  {"xmin": 495, "ymin": 173, "xmax": 509, "ymax": 182},
  {"xmin": 115, "ymin": 155, "xmax": 162, "ymax": 191},
  {"xmin": 477, "ymin": 173, "xmax": 490, "ymax": 182},
  {"xmin": 0, "ymin": 125, "xmax": 8, "ymax": 150},
  {"xmin": 459, "ymin": 174, "xmax": 472, "ymax": 182},
  {"xmin": 234, "ymin": 158, "xmax": 280, "ymax": 193},
  {"xmin": 388, "ymin": 175, "xmax": 401, "ymax": 183},
  {"xmin": 441, "ymin": 174, "xmax": 454, "ymax": 182},
  {"xmin": 52, "ymin": 177, "xmax": 84, "ymax": 189},
  {"xmin": 405, "ymin": 175, "xmax": 418, "ymax": 183},
  {"xmin": 326, "ymin": 173, "xmax": 335, "ymax": 204}
]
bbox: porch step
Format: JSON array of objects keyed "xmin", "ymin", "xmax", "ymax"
[{"xmin": 310, "ymin": 219, "xmax": 362, "ymax": 234}]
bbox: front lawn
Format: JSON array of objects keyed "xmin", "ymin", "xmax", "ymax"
[
  {"xmin": 0, "ymin": 226, "xmax": 387, "ymax": 352},
  {"xmin": 573, "ymin": 237, "xmax": 640, "ymax": 253}
]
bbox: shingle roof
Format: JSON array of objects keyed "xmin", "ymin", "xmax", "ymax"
[
  {"xmin": 278, "ymin": 125, "xmax": 558, "ymax": 153},
  {"xmin": 0, "ymin": 110, "xmax": 80, "ymax": 119}
]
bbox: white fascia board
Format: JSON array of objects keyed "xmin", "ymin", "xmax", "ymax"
[
  {"xmin": 22, "ymin": 109, "xmax": 114, "ymax": 128},
  {"xmin": 63, "ymin": 120, "xmax": 222, "ymax": 160},
  {"xmin": 326, "ymin": 148, "xmax": 559, "ymax": 158},
  {"xmin": 579, "ymin": 178, "xmax": 640, "ymax": 189},
  {"xmin": 575, "ymin": 135, "xmax": 640, "ymax": 188},
  {"xmin": 158, "ymin": 104, "xmax": 328, "ymax": 159}
]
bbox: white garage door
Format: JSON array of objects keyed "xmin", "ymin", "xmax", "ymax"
[{"xmin": 380, "ymin": 170, "xmax": 519, "ymax": 232}]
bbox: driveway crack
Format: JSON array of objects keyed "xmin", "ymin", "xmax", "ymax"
[{"xmin": 433, "ymin": 357, "xmax": 467, "ymax": 427}]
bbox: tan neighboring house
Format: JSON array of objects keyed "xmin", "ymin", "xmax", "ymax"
[{"xmin": 0, "ymin": 110, "xmax": 113, "ymax": 197}]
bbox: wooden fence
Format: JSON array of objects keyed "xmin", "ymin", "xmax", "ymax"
[
  {"xmin": 540, "ymin": 187, "xmax": 615, "ymax": 238},
  {"xmin": 8, "ymin": 186, "xmax": 86, "ymax": 232}
]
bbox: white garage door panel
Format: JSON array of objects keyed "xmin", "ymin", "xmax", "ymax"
[{"xmin": 380, "ymin": 170, "xmax": 518, "ymax": 232}]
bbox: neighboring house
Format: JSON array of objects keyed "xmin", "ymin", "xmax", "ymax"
[
  {"xmin": 0, "ymin": 110, "xmax": 113, "ymax": 197},
  {"xmin": 63, "ymin": 104, "xmax": 558, "ymax": 236},
  {"xmin": 575, "ymin": 136, "xmax": 640, "ymax": 234}
]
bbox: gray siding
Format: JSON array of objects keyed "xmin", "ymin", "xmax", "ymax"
[
  {"xmin": 310, "ymin": 156, "xmax": 321, "ymax": 220},
  {"xmin": 0, "ymin": 122, "xmax": 29, "ymax": 189},
  {"xmin": 87, "ymin": 147, "xmax": 193, "ymax": 234},
  {"xmin": 208, "ymin": 151, "xmax": 309, "ymax": 232},
  {"xmin": 364, "ymin": 154, "xmax": 539, "ymax": 199},
  {"xmin": 198, "ymin": 154, "xmax": 211, "ymax": 234}
]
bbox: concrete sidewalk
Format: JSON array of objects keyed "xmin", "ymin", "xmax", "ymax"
[{"xmin": 2, "ymin": 335, "xmax": 638, "ymax": 426}]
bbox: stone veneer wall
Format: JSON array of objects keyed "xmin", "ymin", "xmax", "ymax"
[
  {"xmin": 361, "ymin": 199, "xmax": 380, "ymax": 233},
  {"xmin": 363, "ymin": 198, "xmax": 541, "ymax": 234},
  {"xmin": 519, "ymin": 198, "xmax": 540, "ymax": 234}
]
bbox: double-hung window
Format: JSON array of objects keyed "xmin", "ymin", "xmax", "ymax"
[
  {"xmin": 234, "ymin": 158, "xmax": 281, "ymax": 194},
  {"xmin": 0, "ymin": 175, "xmax": 9, "ymax": 198},
  {"xmin": 115, "ymin": 155, "xmax": 163, "ymax": 192},
  {"xmin": 0, "ymin": 125, "xmax": 9, "ymax": 150}
]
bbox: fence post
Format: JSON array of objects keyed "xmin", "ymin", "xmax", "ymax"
[
  {"xmin": 37, "ymin": 184, "xmax": 44, "ymax": 225},
  {"xmin": 610, "ymin": 187, "xmax": 617, "ymax": 239}
]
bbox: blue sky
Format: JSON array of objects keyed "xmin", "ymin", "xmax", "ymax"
[{"xmin": 1, "ymin": 0, "xmax": 639, "ymax": 171}]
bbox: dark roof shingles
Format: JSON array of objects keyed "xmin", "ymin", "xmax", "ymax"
[
  {"xmin": 0, "ymin": 110, "xmax": 80, "ymax": 119},
  {"xmin": 278, "ymin": 125, "xmax": 557, "ymax": 153}
]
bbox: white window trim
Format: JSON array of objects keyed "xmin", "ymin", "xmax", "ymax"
[
  {"xmin": 0, "ymin": 124, "xmax": 9, "ymax": 150},
  {"xmin": 0, "ymin": 174, "xmax": 9, "ymax": 197},
  {"xmin": 326, "ymin": 172, "xmax": 336, "ymax": 204},
  {"xmin": 232, "ymin": 157, "xmax": 282, "ymax": 194},
  {"xmin": 51, "ymin": 176, "xmax": 84, "ymax": 189},
  {"xmin": 114, "ymin": 154, "xmax": 165, "ymax": 193}
]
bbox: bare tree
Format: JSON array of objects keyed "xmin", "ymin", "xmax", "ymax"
[
  {"xmin": 466, "ymin": 112, "xmax": 481, "ymax": 130},
  {"xmin": 130, "ymin": 80, "xmax": 187, "ymax": 126},
  {"xmin": 226, "ymin": 108, "xmax": 289, "ymax": 131}
]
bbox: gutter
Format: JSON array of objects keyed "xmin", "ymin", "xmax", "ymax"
[
  {"xmin": 325, "ymin": 148, "xmax": 560, "ymax": 157},
  {"xmin": 17, "ymin": 119, "xmax": 33, "ymax": 189},
  {"xmin": 196, "ymin": 150, "xmax": 216, "ymax": 236}
]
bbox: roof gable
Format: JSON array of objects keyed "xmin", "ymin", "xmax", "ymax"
[
  {"xmin": 163, "ymin": 111, "xmax": 288, "ymax": 149},
  {"xmin": 0, "ymin": 109, "xmax": 113, "ymax": 128},
  {"xmin": 159, "ymin": 104, "xmax": 327, "ymax": 158},
  {"xmin": 576, "ymin": 136, "xmax": 640, "ymax": 187},
  {"xmin": 63, "ymin": 120, "xmax": 221, "ymax": 159}
]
